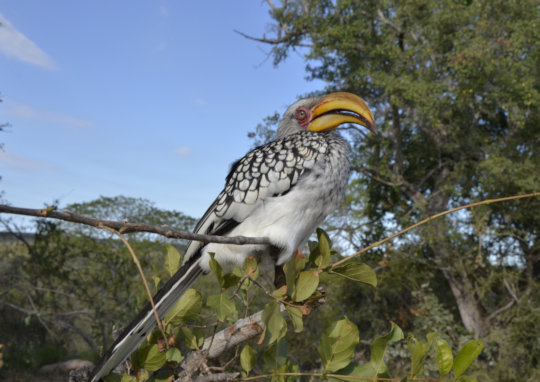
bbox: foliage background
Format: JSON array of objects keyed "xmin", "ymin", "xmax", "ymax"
[{"xmin": 1, "ymin": 0, "xmax": 539, "ymax": 381}]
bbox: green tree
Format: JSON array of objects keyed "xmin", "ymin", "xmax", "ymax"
[
  {"xmin": 252, "ymin": 0, "xmax": 539, "ymax": 339},
  {"xmin": 0, "ymin": 196, "xmax": 194, "ymax": 376}
]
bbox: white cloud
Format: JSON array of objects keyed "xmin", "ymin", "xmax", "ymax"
[
  {"xmin": 193, "ymin": 98, "xmax": 207, "ymax": 106},
  {"xmin": 0, "ymin": 12, "xmax": 56, "ymax": 70},
  {"xmin": 0, "ymin": 151, "xmax": 53, "ymax": 171},
  {"xmin": 0, "ymin": 99, "xmax": 93, "ymax": 130},
  {"xmin": 174, "ymin": 146, "xmax": 192, "ymax": 156}
]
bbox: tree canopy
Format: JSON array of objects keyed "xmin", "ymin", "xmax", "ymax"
[{"xmin": 248, "ymin": 0, "xmax": 539, "ymax": 378}]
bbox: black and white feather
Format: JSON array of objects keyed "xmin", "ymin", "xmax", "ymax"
[{"xmin": 90, "ymin": 96, "xmax": 352, "ymax": 381}]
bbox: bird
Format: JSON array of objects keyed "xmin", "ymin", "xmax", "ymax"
[{"xmin": 90, "ymin": 92, "xmax": 375, "ymax": 381}]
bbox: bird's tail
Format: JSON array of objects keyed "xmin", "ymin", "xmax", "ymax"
[{"xmin": 90, "ymin": 255, "xmax": 204, "ymax": 382}]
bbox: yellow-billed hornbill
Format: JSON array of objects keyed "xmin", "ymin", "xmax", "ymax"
[{"xmin": 90, "ymin": 92, "xmax": 375, "ymax": 381}]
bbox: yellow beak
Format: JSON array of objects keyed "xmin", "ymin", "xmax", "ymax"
[{"xmin": 307, "ymin": 92, "xmax": 376, "ymax": 134}]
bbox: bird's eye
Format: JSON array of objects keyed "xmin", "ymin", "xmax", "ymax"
[{"xmin": 294, "ymin": 108, "xmax": 308, "ymax": 122}]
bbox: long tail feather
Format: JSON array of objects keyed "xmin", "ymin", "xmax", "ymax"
[{"xmin": 90, "ymin": 255, "xmax": 203, "ymax": 381}]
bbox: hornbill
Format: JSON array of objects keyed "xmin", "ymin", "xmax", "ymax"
[{"xmin": 90, "ymin": 92, "xmax": 375, "ymax": 381}]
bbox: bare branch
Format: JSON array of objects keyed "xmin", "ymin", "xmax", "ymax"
[
  {"xmin": 0, "ymin": 204, "xmax": 271, "ymax": 245},
  {"xmin": 57, "ymin": 316, "xmax": 100, "ymax": 354},
  {"xmin": 356, "ymin": 165, "xmax": 398, "ymax": 188},
  {"xmin": 485, "ymin": 299, "xmax": 515, "ymax": 324},
  {"xmin": 193, "ymin": 374, "xmax": 240, "ymax": 382},
  {"xmin": 177, "ymin": 307, "xmax": 269, "ymax": 381},
  {"xmin": 176, "ymin": 295, "xmax": 324, "ymax": 381},
  {"xmin": 5, "ymin": 301, "xmax": 92, "ymax": 317},
  {"xmin": 39, "ymin": 359, "xmax": 94, "ymax": 377},
  {"xmin": 376, "ymin": 9, "xmax": 402, "ymax": 33},
  {"xmin": 503, "ymin": 278, "xmax": 519, "ymax": 302},
  {"xmin": 233, "ymin": 29, "xmax": 311, "ymax": 48}
]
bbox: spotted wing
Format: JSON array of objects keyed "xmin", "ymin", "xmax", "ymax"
[{"xmin": 182, "ymin": 131, "xmax": 328, "ymax": 262}]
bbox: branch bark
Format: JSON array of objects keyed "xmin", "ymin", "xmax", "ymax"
[
  {"xmin": 175, "ymin": 308, "xmax": 275, "ymax": 381},
  {"xmin": 0, "ymin": 204, "xmax": 271, "ymax": 245},
  {"xmin": 193, "ymin": 373, "xmax": 240, "ymax": 382},
  {"xmin": 233, "ymin": 29, "xmax": 312, "ymax": 48},
  {"xmin": 176, "ymin": 297, "xmax": 323, "ymax": 382}
]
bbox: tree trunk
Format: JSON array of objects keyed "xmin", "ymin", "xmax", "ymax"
[
  {"xmin": 425, "ymin": 217, "xmax": 485, "ymax": 337},
  {"xmin": 423, "ymin": 193, "xmax": 485, "ymax": 337},
  {"xmin": 440, "ymin": 267, "xmax": 484, "ymax": 337}
]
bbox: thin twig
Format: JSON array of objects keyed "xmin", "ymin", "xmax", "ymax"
[
  {"xmin": 21, "ymin": 289, "xmax": 57, "ymax": 337},
  {"xmin": 233, "ymin": 29, "xmax": 312, "ymax": 48},
  {"xmin": 0, "ymin": 204, "xmax": 271, "ymax": 245},
  {"xmin": 330, "ymin": 192, "xmax": 540, "ymax": 269},
  {"xmin": 4, "ymin": 303, "xmax": 91, "ymax": 317},
  {"xmin": 246, "ymin": 276, "xmax": 297, "ymax": 308},
  {"xmin": 237, "ymin": 372, "xmax": 440, "ymax": 381},
  {"xmin": 195, "ymin": 374, "xmax": 240, "ymax": 382},
  {"xmin": 101, "ymin": 226, "xmax": 169, "ymax": 348}
]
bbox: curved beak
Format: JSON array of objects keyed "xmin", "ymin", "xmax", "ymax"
[{"xmin": 307, "ymin": 92, "xmax": 376, "ymax": 134}]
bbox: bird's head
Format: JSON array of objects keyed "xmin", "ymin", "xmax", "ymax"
[{"xmin": 275, "ymin": 92, "xmax": 376, "ymax": 139}]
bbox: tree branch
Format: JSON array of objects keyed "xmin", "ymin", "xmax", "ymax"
[
  {"xmin": 176, "ymin": 296, "xmax": 323, "ymax": 381},
  {"xmin": 193, "ymin": 374, "xmax": 240, "ymax": 382},
  {"xmin": 0, "ymin": 205, "xmax": 271, "ymax": 245},
  {"xmin": 376, "ymin": 9, "xmax": 402, "ymax": 33},
  {"xmin": 5, "ymin": 302, "xmax": 92, "ymax": 317},
  {"xmin": 233, "ymin": 29, "xmax": 311, "ymax": 48},
  {"xmin": 176, "ymin": 309, "xmax": 269, "ymax": 381}
]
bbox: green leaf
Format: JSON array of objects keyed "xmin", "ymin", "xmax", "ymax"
[
  {"xmin": 285, "ymin": 305, "xmax": 303, "ymax": 332},
  {"xmin": 208, "ymin": 253, "xmax": 242, "ymax": 289},
  {"xmin": 426, "ymin": 332, "xmax": 439, "ymax": 347},
  {"xmin": 333, "ymin": 325, "xmax": 404, "ymax": 380},
  {"xmin": 103, "ymin": 374, "xmax": 122, "ymax": 382},
  {"xmin": 318, "ymin": 317, "xmax": 359, "ymax": 372},
  {"xmin": 119, "ymin": 374, "xmax": 136, "ymax": 382},
  {"xmin": 433, "ymin": 338, "xmax": 453, "ymax": 376},
  {"xmin": 309, "ymin": 228, "xmax": 331, "ymax": 269},
  {"xmin": 208, "ymin": 253, "xmax": 224, "ymax": 287},
  {"xmin": 136, "ymin": 370, "xmax": 150, "ymax": 381},
  {"xmin": 222, "ymin": 273, "xmax": 242, "ymax": 289},
  {"xmin": 284, "ymin": 250, "xmax": 307, "ymax": 297},
  {"xmin": 147, "ymin": 369, "xmax": 174, "ymax": 382},
  {"xmin": 454, "ymin": 340, "xmax": 484, "ymax": 377},
  {"xmin": 152, "ymin": 275, "xmax": 161, "ymax": 290},
  {"xmin": 165, "ymin": 288, "xmax": 202, "ymax": 326},
  {"xmin": 133, "ymin": 342, "xmax": 166, "ymax": 372},
  {"xmin": 131, "ymin": 339, "xmax": 148, "ymax": 369},
  {"xmin": 165, "ymin": 244, "xmax": 181, "ymax": 277},
  {"xmin": 261, "ymin": 301, "xmax": 287, "ymax": 345},
  {"xmin": 292, "ymin": 270, "xmax": 320, "ymax": 302},
  {"xmin": 262, "ymin": 339, "xmax": 288, "ymax": 372},
  {"xmin": 456, "ymin": 377, "xmax": 479, "ymax": 382},
  {"xmin": 271, "ymin": 285, "xmax": 287, "ymax": 299},
  {"xmin": 330, "ymin": 262, "xmax": 377, "ymax": 287},
  {"xmin": 165, "ymin": 347, "xmax": 183, "ymax": 363},
  {"xmin": 369, "ymin": 323, "xmax": 404, "ymax": 376},
  {"xmin": 240, "ymin": 344, "xmax": 257, "ymax": 374},
  {"xmin": 207, "ymin": 292, "xmax": 238, "ymax": 322},
  {"xmin": 242, "ymin": 256, "xmax": 259, "ymax": 279},
  {"xmin": 331, "ymin": 362, "xmax": 377, "ymax": 381},
  {"xmin": 180, "ymin": 327, "xmax": 204, "ymax": 349},
  {"xmin": 407, "ymin": 334, "xmax": 427, "ymax": 378}
]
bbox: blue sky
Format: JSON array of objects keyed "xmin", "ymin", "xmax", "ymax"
[{"xmin": 0, "ymin": 1, "xmax": 325, "ymax": 222}]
